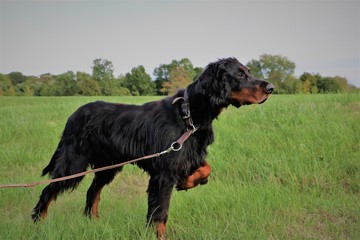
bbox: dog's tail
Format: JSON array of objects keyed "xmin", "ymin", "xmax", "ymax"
[
  {"xmin": 42, "ymin": 142, "xmax": 61, "ymax": 176},
  {"xmin": 42, "ymin": 106, "xmax": 90, "ymax": 177},
  {"xmin": 41, "ymin": 138, "xmax": 89, "ymax": 191},
  {"xmin": 41, "ymin": 112, "xmax": 90, "ymax": 192}
]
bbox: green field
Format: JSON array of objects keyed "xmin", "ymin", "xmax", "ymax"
[{"xmin": 0, "ymin": 94, "xmax": 359, "ymax": 239}]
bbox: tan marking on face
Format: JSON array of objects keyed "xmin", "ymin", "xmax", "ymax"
[{"xmin": 231, "ymin": 86, "xmax": 269, "ymax": 105}]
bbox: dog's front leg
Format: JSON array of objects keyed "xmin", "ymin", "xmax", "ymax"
[
  {"xmin": 176, "ymin": 161, "xmax": 211, "ymax": 191},
  {"xmin": 147, "ymin": 175, "xmax": 174, "ymax": 239}
]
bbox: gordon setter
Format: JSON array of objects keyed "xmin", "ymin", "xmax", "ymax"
[{"xmin": 32, "ymin": 58, "xmax": 274, "ymax": 239}]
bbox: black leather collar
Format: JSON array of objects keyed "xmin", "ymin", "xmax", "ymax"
[{"xmin": 172, "ymin": 89, "xmax": 197, "ymax": 132}]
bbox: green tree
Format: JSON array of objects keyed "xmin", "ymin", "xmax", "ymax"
[
  {"xmin": 153, "ymin": 58, "xmax": 198, "ymax": 95},
  {"xmin": 161, "ymin": 66, "xmax": 192, "ymax": 95},
  {"xmin": 16, "ymin": 82, "xmax": 34, "ymax": 96},
  {"xmin": 303, "ymin": 79, "xmax": 311, "ymax": 94},
  {"xmin": 246, "ymin": 59, "xmax": 264, "ymax": 79},
  {"xmin": 0, "ymin": 74, "xmax": 16, "ymax": 96},
  {"xmin": 38, "ymin": 74, "xmax": 55, "ymax": 96},
  {"xmin": 23, "ymin": 76, "xmax": 42, "ymax": 96},
  {"xmin": 246, "ymin": 54, "xmax": 296, "ymax": 94},
  {"xmin": 333, "ymin": 76, "xmax": 349, "ymax": 92},
  {"xmin": 92, "ymin": 58, "xmax": 116, "ymax": 95},
  {"xmin": 261, "ymin": 54, "xmax": 296, "ymax": 92},
  {"xmin": 7, "ymin": 72, "xmax": 27, "ymax": 85},
  {"xmin": 76, "ymin": 72, "xmax": 101, "ymax": 96},
  {"xmin": 317, "ymin": 76, "xmax": 349, "ymax": 93},
  {"xmin": 153, "ymin": 63, "xmax": 170, "ymax": 95},
  {"xmin": 123, "ymin": 66, "xmax": 155, "ymax": 96},
  {"xmin": 281, "ymin": 75, "xmax": 299, "ymax": 94},
  {"xmin": 299, "ymin": 72, "xmax": 320, "ymax": 94},
  {"xmin": 49, "ymin": 71, "xmax": 79, "ymax": 96}
]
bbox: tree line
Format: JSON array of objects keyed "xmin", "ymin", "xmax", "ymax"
[{"xmin": 0, "ymin": 54, "xmax": 358, "ymax": 96}]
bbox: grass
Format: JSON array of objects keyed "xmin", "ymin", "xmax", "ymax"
[{"xmin": 0, "ymin": 94, "xmax": 359, "ymax": 239}]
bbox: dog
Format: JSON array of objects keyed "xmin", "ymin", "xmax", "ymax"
[{"xmin": 32, "ymin": 57, "xmax": 274, "ymax": 239}]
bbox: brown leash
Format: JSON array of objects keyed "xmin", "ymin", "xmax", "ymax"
[{"xmin": 0, "ymin": 129, "xmax": 195, "ymax": 189}]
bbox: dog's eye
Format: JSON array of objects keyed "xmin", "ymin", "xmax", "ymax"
[{"xmin": 237, "ymin": 72, "xmax": 246, "ymax": 79}]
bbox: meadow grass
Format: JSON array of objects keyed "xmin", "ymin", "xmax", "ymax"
[{"xmin": 0, "ymin": 94, "xmax": 359, "ymax": 239}]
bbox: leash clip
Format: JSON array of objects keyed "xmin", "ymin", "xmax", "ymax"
[{"xmin": 158, "ymin": 142, "xmax": 182, "ymax": 156}]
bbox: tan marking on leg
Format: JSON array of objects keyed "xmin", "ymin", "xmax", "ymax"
[
  {"xmin": 91, "ymin": 186, "xmax": 103, "ymax": 219},
  {"xmin": 40, "ymin": 196, "xmax": 55, "ymax": 220},
  {"xmin": 156, "ymin": 221, "xmax": 167, "ymax": 240}
]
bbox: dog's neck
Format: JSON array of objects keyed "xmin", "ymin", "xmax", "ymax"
[{"xmin": 184, "ymin": 86, "xmax": 225, "ymax": 129}]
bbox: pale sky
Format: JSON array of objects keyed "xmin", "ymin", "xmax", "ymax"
[{"xmin": 1, "ymin": 0, "xmax": 359, "ymax": 86}]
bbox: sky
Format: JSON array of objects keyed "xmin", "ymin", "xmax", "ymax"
[{"xmin": 1, "ymin": 0, "xmax": 359, "ymax": 86}]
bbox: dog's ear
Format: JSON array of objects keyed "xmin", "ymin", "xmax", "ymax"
[{"xmin": 196, "ymin": 61, "xmax": 232, "ymax": 108}]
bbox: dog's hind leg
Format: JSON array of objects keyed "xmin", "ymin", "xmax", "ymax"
[
  {"xmin": 84, "ymin": 167, "xmax": 122, "ymax": 219},
  {"xmin": 32, "ymin": 184, "xmax": 58, "ymax": 221},
  {"xmin": 32, "ymin": 152, "xmax": 88, "ymax": 222},
  {"xmin": 32, "ymin": 175, "xmax": 84, "ymax": 222}
]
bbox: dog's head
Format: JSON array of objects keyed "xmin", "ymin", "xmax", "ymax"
[{"xmin": 196, "ymin": 58, "xmax": 274, "ymax": 108}]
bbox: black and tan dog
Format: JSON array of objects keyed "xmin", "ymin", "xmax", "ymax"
[{"xmin": 32, "ymin": 58, "xmax": 274, "ymax": 239}]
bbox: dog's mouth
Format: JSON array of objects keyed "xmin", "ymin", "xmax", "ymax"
[
  {"xmin": 231, "ymin": 97, "xmax": 268, "ymax": 108},
  {"xmin": 259, "ymin": 97, "xmax": 269, "ymax": 104},
  {"xmin": 231, "ymin": 87, "xmax": 271, "ymax": 108}
]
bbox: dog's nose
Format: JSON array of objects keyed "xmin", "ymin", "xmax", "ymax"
[{"xmin": 265, "ymin": 83, "xmax": 275, "ymax": 94}]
